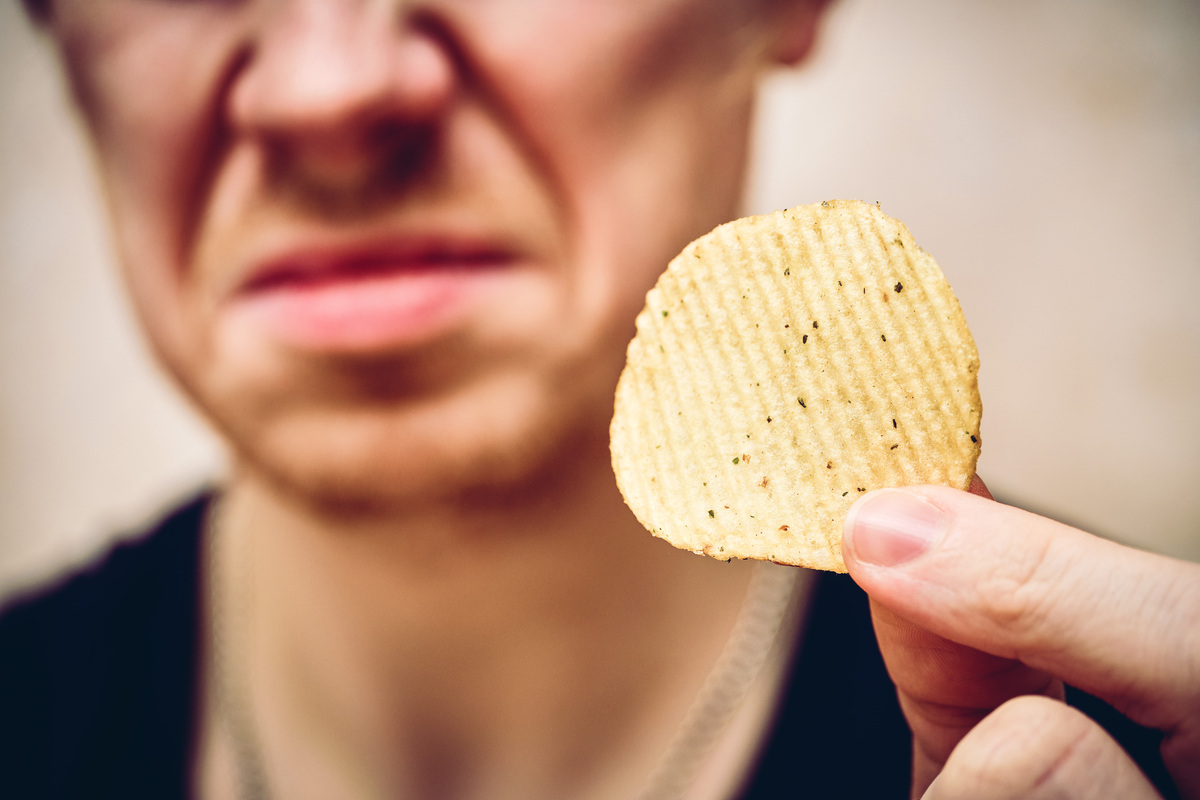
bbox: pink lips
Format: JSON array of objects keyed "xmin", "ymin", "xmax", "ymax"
[{"xmin": 229, "ymin": 242, "xmax": 512, "ymax": 353}]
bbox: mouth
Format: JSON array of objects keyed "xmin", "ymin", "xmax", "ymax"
[{"xmin": 227, "ymin": 239, "xmax": 516, "ymax": 354}]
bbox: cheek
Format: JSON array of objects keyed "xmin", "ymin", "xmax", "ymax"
[
  {"xmin": 507, "ymin": 76, "xmax": 755, "ymax": 373},
  {"xmin": 61, "ymin": 11, "xmax": 246, "ymax": 381},
  {"xmin": 454, "ymin": 3, "xmax": 760, "ymax": 329},
  {"xmin": 100, "ymin": 123, "xmax": 215, "ymax": 399},
  {"xmin": 71, "ymin": 14, "xmax": 222, "ymax": 237}
]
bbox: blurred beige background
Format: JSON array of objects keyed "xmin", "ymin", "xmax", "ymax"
[{"xmin": 2, "ymin": 0, "xmax": 1198, "ymax": 597}]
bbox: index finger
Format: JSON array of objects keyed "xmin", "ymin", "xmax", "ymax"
[{"xmin": 841, "ymin": 485, "xmax": 1200, "ymax": 737}]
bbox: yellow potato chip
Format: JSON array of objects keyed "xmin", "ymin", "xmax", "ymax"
[{"xmin": 610, "ymin": 200, "xmax": 981, "ymax": 572}]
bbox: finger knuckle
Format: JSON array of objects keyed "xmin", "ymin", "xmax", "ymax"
[{"xmin": 971, "ymin": 534, "xmax": 1060, "ymax": 649}]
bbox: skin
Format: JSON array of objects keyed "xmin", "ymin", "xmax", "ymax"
[{"xmin": 45, "ymin": 1, "xmax": 827, "ymax": 798}]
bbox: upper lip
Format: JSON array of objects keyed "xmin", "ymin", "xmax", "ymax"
[{"xmin": 231, "ymin": 232, "xmax": 519, "ymax": 298}]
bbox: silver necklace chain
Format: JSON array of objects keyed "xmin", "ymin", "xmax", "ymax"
[
  {"xmin": 207, "ymin": 498, "xmax": 273, "ymax": 800},
  {"xmin": 636, "ymin": 561, "xmax": 802, "ymax": 800}
]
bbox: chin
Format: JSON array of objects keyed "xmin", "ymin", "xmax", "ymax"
[{"xmin": 221, "ymin": 367, "xmax": 618, "ymax": 517}]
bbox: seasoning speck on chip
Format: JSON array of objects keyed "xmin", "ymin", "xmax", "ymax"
[{"xmin": 609, "ymin": 200, "xmax": 981, "ymax": 572}]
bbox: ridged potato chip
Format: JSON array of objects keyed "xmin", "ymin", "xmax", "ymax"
[{"xmin": 610, "ymin": 200, "xmax": 981, "ymax": 572}]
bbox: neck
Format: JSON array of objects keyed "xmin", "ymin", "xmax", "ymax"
[{"xmin": 203, "ymin": 438, "xmax": 761, "ymax": 800}]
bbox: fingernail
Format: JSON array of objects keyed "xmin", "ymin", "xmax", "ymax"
[{"xmin": 844, "ymin": 489, "xmax": 947, "ymax": 567}]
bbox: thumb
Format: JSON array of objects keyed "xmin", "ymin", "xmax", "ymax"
[{"xmin": 842, "ymin": 485, "xmax": 1200, "ymax": 796}]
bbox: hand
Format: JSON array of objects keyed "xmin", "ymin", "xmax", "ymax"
[{"xmin": 841, "ymin": 477, "xmax": 1200, "ymax": 799}]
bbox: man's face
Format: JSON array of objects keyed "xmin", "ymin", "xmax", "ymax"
[{"xmin": 49, "ymin": 0, "xmax": 816, "ymax": 509}]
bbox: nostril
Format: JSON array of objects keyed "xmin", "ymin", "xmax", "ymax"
[
  {"xmin": 377, "ymin": 124, "xmax": 438, "ymax": 186},
  {"xmin": 262, "ymin": 121, "xmax": 440, "ymax": 216}
]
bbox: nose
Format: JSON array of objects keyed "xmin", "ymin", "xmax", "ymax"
[{"xmin": 228, "ymin": 1, "xmax": 456, "ymax": 181}]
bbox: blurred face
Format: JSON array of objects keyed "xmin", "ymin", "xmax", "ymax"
[{"xmin": 49, "ymin": 0, "xmax": 818, "ymax": 510}]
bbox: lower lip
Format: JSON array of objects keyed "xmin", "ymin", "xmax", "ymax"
[{"xmin": 229, "ymin": 264, "xmax": 503, "ymax": 353}]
